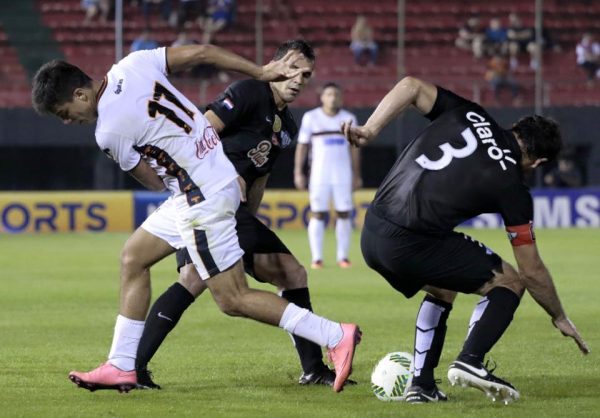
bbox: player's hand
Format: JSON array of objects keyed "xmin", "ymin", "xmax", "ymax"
[
  {"xmin": 352, "ymin": 175, "xmax": 362, "ymax": 191},
  {"xmin": 552, "ymin": 316, "xmax": 590, "ymax": 354},
  {"xmin": 237, "ymin": 176, "xmax": 247, "ymax": 202},
  {"xmin": 342, "ymin": 120, "xmax": 375, "ymax": 147},
  {"xmin": 259, "ymin": 50, "xmax": 310, "ymax": 82},
  {"xmin": 294, "ymin": 172, "xmax": 307, "ymax": 190}
]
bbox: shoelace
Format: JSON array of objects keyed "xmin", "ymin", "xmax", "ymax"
[{"xmin": 483, "ymin": 358, "xmax": 497, "ymax": 374}]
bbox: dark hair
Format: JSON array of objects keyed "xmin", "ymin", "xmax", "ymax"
[
  {"xmin": 273, "ymin": 39, "xmax": 315, "ymax": 62},
  {"xmin": 322, "ymin": 82, "xmax": 341, "ymax": 91},
  {"xmin": 31, "ymin": 60, "xmax": 92, "ymax": 115},
  {"xmin": 511, "ymin": 115, "xmax": 563, "ymax": 163}
]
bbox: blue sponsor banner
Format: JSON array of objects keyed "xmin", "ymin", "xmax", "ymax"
[
  {"xmin": 462, "ymin": 187, "xmax": 600, "ymax": 228},
  {"xmin": 132, "ymin": 188, "xmax": 600, "ymax": 230},
  {"xmin": 133, "ymin": 191, "xmax": 169, "ymax": 228}
]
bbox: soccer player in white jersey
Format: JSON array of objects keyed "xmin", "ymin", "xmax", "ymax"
[
  {"xmin": 32, "ymin": 45, "xmax": 361, "ymax": 393},
  {"xmin": 294, "ymin": 83, "xmax": 361, "ymax": 269}
]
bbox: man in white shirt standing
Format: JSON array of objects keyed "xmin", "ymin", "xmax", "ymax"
[
  {"xmin": 294, "ymin": 83, "xmax": 361, "ymax": 269},
  {"xmin": 32, "ymin": 45, "xmax": 361, "ymax": 393}
]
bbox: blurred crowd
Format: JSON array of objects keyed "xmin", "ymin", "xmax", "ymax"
[{"xmin": 81, "ymin": 0, "xmax": 236, "ymax": 45}]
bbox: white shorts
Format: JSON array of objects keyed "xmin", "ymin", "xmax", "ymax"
[
  {"xmin": 309, "ymin": 183, "xmax": 353, "ymax": 213},
  {"xmin": 141, "ymin": 180, "xmax": 244, "ymax": 280}
]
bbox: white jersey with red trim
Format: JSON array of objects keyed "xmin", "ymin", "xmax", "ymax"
[
  {"xmin": 95, "ymin": 47, "xmax": 238, "ymax": 201},
  {"xmin": 297, "ymin": 107, "xmax": 357, "ymax": 185}
]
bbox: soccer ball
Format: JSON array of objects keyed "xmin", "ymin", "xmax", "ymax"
[{"xmin": 371, "ymin": 352, "xmax": 414, "ymax": 401}]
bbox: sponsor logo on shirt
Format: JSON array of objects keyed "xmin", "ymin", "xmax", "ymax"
[
  {"xmin": 324, "ymin": 137, "xmax": 346, "ymax": 145},
  {"xmin": 247, "ymin": 140, "xmax": 272, "ymax": 167},
  {"xmin": 195, "ymin": 126, "xmax": 220, "ymax": 159},
  {"xmin": 466, "ymin": 111, "xmax": 517, "ymax": 171}
]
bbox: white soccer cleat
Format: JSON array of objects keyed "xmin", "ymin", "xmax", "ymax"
[{"xmin": 448, "ymin": 360, "xmax": 520, "ymax": 404}]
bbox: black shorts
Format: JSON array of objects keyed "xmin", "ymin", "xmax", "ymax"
[
  {"xmin": 176, "ymin": 204, "xmax": 291, "ymax": 280},
  {"xmin": 361, "ymin": 210, "xmax": 502, "ymax": 298}
]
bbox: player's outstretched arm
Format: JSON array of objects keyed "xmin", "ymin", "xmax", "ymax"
[
  {"xmin": 342, "ymin": 76, "xmax": 438, "ymax": 147},
  {"xmin": 246, "ymin": 174, "xmax": 269, "ymax": 215},
  {"xmin": 512, "ymin": 243, "xmax": 590, "ymax": 354},
  {"xmin": 166, "ymin": 45, "xmax": 309, "ymax": 82}
]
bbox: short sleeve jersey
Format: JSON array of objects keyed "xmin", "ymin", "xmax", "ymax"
[
  {"xmin": 297, "ymin": 107, "xmax": 358, "ymax": 185},
  {"xmin": 371, "ymin": 87, "xmax": 533, "ymax": 234},
  {"xmin": 206, "ymin": 79, "xmax": 298, "ymax": 189},
  {"xmin": 95, "ymin": 48, "xmax": 238, "ymax": 202}
]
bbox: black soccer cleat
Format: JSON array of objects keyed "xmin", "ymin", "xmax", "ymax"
[
  {"xmin": 136, "ymin": 368, "xmax": 161, "ymax": 390},
  {"xmin": 298, "ymin": 365, "xmax": 357, "ymax": 387},
  {"xmin": 447, "ymin": 360, "xmax": 519, "ymax": 404},
  {"xmin": 405, "ymin": 384, "xmax": 448, "ymax": 403}
]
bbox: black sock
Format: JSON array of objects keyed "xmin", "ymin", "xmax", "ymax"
[
  {"xmin": 136, "ymin": 282, "xmax": 195, "ymax": 371},
  {"xmin": 411, "ymin": 295, "xmax": 453, "ymax": 390},
  {"xmin": 281, "ymin": 287, "xmax": 325, "ymax": 374},
  {"xmin": 458, "ymin": 287, "xmax": 520, "ymax": 365}
]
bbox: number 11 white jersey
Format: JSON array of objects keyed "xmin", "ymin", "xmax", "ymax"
[{"xmin": 95, "ymin": 47, "xmax": 238, "ymax": 202}]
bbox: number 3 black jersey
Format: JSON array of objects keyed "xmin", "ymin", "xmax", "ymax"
[
  {"xmin": 371, "ymin": 87, "xmax": 533, "ymax": 233},
  {"xmin": 206, "ymin": 79, "xmax": 298, "ymax": 190}
]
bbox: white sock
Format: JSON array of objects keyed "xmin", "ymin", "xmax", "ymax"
[
  {"xmin": 279, "ymin": 303, "xmax": 343, "ymax": 348},
  {"xmin": 335, "ymin": 218, "xmax": 352, "ymax": 261},
  {"xmin": 413, "ymin": 300, "xmax": 444, "ymax": 377},
  {"xmin": 466, "ymin": 296, "xmax": 489, "ymax": 339},
  {"xmin": 308, "ymin": 217, "xmax": 325, "ymax": 262},
  {"xmin": 107, "ymin": 315, "xmax": 145, "ymax": 371}
]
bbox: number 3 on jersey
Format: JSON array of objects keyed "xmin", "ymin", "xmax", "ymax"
[
  {"xmin": 147, "ymin": 82, "xmax": 195, "ymax": 133},
  {"xmin": 415, "ymin": 127, "xmax": 478, "ymax": 171}
]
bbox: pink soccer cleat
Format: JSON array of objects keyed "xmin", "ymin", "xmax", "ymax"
[
  {"xmin": 327, "ymin": 323, "xmax": 362, "ymax": 392},
  {"xmin": 69, "ymin": 362, "xmax": 137, "ymax": 393},
  {"xmin": 337, "ymin": 259, "xmax": 352, "ymax": 269},
  {"xmin": 311, "ymin": 260, "xmax": 324, "ymax": 269}
]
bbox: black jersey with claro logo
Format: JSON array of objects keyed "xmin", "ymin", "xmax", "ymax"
[
  {"xmin": 206, "ymin": 79, "xmax": 298, "ymax": 189},
  {"xmin": 370, "ymin": 87, "xmax": 533, "ymax": 233}
]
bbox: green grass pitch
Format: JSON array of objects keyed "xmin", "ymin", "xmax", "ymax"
[{"xmin": 1, "ymin": 228, "xmax": 598, "ymax": 417}]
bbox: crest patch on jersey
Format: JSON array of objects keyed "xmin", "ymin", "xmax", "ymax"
[
  {"xmin": 273, "ymin": 115, "xmax": 282, "ymax": 133},
  {"xmin": 223, "ymin": 97, "xmax": 234, "ymax": 110}
]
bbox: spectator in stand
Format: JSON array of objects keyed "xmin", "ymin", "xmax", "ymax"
[
  {"xmin": 455, "ymin": 17, "xmax": 485, "ymax": 59},
  {"xmin": 485, "ymin": 54, "xmax": 520, "ymax": 105},
  {"xmin": 507, "ymin": 13, "xmax": 535, "ymax": 69},
  {"xmin": 171, "ymin": 30, "xmax": 196, "ymax": 47},
  {"xmin": 141, "ymin": 0, "xmax": 173, "ymax": 26},
  {"xmin": 350, "ymin": 15, "xmax": 378, "ymax": 66},
  {"xmin": 130, "ymin": 29, "xmax": 159, "ymax": 52},
  {"xmin": 202, "ymin": 0, "xmax": 236, "ymax": 43},
  {"xmin": 483, "ymin": 18, "xmax": 508, "ymax": 57},
  {"xmin": 544, "ymin": 153, "xmax": 583, "ymax": 188},
  {"xmin": 177, "ymin": 0, "xmax": 207, "ymax": 29},
  {"xmin": 576, "ymin": 32, "xmax": 600, "ymax": 85},
  {"xmin": 81, "ymin": 0, "xmax": 112, "ymax": 23}
]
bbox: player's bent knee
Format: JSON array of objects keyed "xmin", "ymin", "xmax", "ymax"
[
  {"xmin": 336, "ymin": 211, "xmax": 350, "ymax": 219},
  {"xmin": 178, "ymin": 264, "xmax": 206, "ymax": 298},
  {"xmin": 478, "ymin": 261, "xmax": 525, "ymax": 297},
  {"xmin": 212, "ymin": 293, "xmax": 247, "ymax": 317},
  {"xmin": 120, "ymin": 247, "xmax": 143, "ymax": 276},
  {"xmin": 281, "ymin": 262, "xmax": 307, "ymax": 289},
  {"xmin": 311, "ymin": 211, "xmax": 327, "ymax": 220}
]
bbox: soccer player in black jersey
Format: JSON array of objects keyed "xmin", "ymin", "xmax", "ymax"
[
  {"xmin": 136, "ymin": 40, "xmax": 355, "ymax": 390},
  {"xmin": 343, "ymin": 76, "xmax": 589, "ymax": 403}
]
